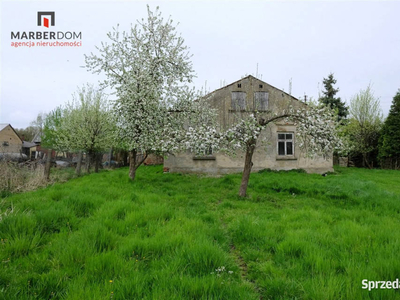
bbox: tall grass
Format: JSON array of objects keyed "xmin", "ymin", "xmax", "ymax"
[
  {"xmin": 0, "ymin": 161, "xmax": 76, "ymax": 196},
  {"xmin": 0, "ymin": 166, "xmax": 399, "ymax": 299},
  {"xmin": 0, "ymin": 161, "xmax": 47, "ymax": 196}
]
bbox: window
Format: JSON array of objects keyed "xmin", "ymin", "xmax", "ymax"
[
  {"xmin": 231, "ymin": 92, "xmax": 246, "ymax": 111},
  {"xmin": 205, "ymin": 146, "xmax": 213, "ymax": 156},
  {"xmin": 193, "ymin": 145, "xmax": 215, "ymax": 160},
  {"xmin": 259, "ymin": 84, "xmax": 263, "ymax": 88},
  {"xmin": 254, "ymin": 91, "xmax": 269, "ymax": 111},
  {"xmin": 2, "ymin": 141, "xmax": 9, "ymax": 147},
  {"xmin": 277, "ymin": 133, "xmax": 294, "ymax": 156},
  {"xmin": 237, "ymin": 83, "xmax": 242, "ymax": 88}
]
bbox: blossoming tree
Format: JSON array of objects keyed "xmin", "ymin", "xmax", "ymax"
[
  {"xmin": 85, "ymin": 6, "xmax": 215, "ymax": 180},
  {"xmin": 59, "ymin": 85, "xmax": 116, "ymax": 174},
  {"xmin": 42, "ymin": 85, "xmax": 115, "ymax": 175},
  {"xmin": 221, "ymin": 103, "xmax": 343, "ymax": 197}
]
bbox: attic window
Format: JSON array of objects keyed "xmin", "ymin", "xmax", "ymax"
[
  {"xmin": 259, "ymin": 84, "xmax": 263, "ymax": 88},
  {"xmin": 2, "ymin": 141, "xmax": 9, "ymax": 147},
  {"xmin": 237, "ymin": 83, "xmax": 242, "ymax": 88}
]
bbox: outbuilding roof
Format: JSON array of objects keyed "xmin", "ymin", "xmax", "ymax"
[{"xmin": 23, "ymin": 141, "xmax": 37, "ymax": 148}]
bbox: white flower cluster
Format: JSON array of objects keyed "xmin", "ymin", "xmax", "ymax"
[
  {"xmin": 221, "ymin": 114, "xmax": 262, "ymax": 154},
  {"xmin": 210, "ymin": 266, "xmax": 234, "ymax": 277},
  {"xmin": 286, "ymin": 106, "xmax": 344, "ymax": 158},
  {"xmin": 210, "ymin": 266, "xmax": 234, "ymax": 285}
]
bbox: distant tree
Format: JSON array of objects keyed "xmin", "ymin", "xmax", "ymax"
[
  {"xmin": 42, "ymin": 86, "xmax": 115, "ymax": 175},
  {"xmin": 30, "ymin": 112, "xmax": 47, "ymax": 136},
  {"xmin": 42, "ymin": 108, "xmax": 63, "ymax": 149},
  {"xmin": 319, "ymin": 73, "xmax": 349, "ymax": 122},
  {"xmin": 42, "ymin": 108, "xmax": 64, "ymax": 180},
  {"xmin": 14, "ymin": 113, "xmax": 48, "ymax": 142},
  {"xmin": 346, "ymin": 85, "xmax": 383, "ymax": 168},
  {"xmin": 378, "ymin": 90, "xmax": 400, "ymax": 169},
  {"xmin": 14, "ymin": 126, "xmax": 36, "ymax": 142},
  {"xmin": 58, "ymin": 85, "xmax": 116, "ymax": 174}
]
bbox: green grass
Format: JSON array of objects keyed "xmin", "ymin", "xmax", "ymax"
[{"xmin": 0, "ymin": 166, "xmax": 399, "ymax": 299}]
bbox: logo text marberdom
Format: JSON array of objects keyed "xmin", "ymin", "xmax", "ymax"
[{"xmin": 10, "ymin": 11, "xmax": 82, "ymax": 48}]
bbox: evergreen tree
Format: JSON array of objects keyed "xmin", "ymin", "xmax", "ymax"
[
  {"xmin": 319, "ymin": 73, "xmax": 349, "ymax": 122},
  {"xmin": 379, "ymin": 90, "xmax": 400, "ymax": 169}
]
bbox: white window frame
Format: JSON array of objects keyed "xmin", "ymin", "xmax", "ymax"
[{"xmin": 277, "ymin": 132, "xmax": 294, "ymax": 156}]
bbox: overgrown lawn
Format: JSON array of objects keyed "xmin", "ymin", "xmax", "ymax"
[{"xmin": 1, "ymin": 166, "xmax": 399, "ymax": 299}]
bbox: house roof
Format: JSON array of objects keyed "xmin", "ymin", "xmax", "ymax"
[
  {"xmin": 0, "ymin": 123, "xmax": 23, "ymax": 143},
  {"xmin": 204, "ymin": 75, "xmax": 302, "ymax": 103},
  {"xmin": 0, "ymin": 123, "xmax": 9, "ymax": 132}
]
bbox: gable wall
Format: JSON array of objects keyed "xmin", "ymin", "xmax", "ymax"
[
  {"xmin": 208, "ymin": 76, "xmax": 304, "ymax": 129},
  {"xmin": 0, "ymin": 125, "xmax": 22, "ymax": 153}
]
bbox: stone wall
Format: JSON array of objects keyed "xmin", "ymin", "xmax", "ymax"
[{"xmin": 144, "ymin": 154, "xmax": 164, "ymax": 165}]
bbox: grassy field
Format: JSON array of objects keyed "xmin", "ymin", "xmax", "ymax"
[{"xmin": 1, "ymin": 166, "xmax": 399, "ymax": 299}]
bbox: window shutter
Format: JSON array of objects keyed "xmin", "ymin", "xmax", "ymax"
[
  {"xmin": 231, "ymin": 92, "xmax": 246, "ymax": 111},
  {"xmin": 254, "ymin": 92, "xmax": 269, "ymax": 111}
]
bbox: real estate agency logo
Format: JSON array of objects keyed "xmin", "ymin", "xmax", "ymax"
[
  {"xmin": 37, "ymin": 12, "xmax": 55, "ymax": 28},
  {"xmin": 10, "ymin": 11, "xmax": 82, "ymax": 48}
]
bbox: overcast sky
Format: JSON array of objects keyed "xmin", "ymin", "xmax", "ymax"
[{"xmin": 1, "ymin": 0, "xmax": 399, "ymax": 129}]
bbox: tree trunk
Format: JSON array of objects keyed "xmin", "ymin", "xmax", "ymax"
[
  {"xmin": 123, "ymin": 151, "xmax": 128, "ymax": 166},
  {"xmin": 363, "ymin": 153, "xmax": 372, "ymax": 169},
  {"xmin": 76, "ymin": 151, "xmax": 83, "ymax": 176},
  {"xmin": 128, "ymin": 150, "xmax": 148, "ymax": 180},
  {"xmin": 86, "ymin": 151, "xmax": 91, "ymax": 174},
  {"xmin": 108, "ymin": 147, "xmax": 113, "ymax": 168},
  {"xmin": 44, "ymin": 149, "xmax": 52, "ymax": 181},
  {"xmin": 95, "ymin": 152, "xmax": 100, "ymax": 173},
  {"xmin": 129, "ymin": 150, "xmax": 137, "ymax": 180},
  {"xmin": 239, "ymin": 139, "xmax": 256, "ymax": 197}
]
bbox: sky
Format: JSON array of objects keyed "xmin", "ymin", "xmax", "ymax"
[{"xmin": 1, "ymin": 0, "xmax": 400, "ymax": 129}]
